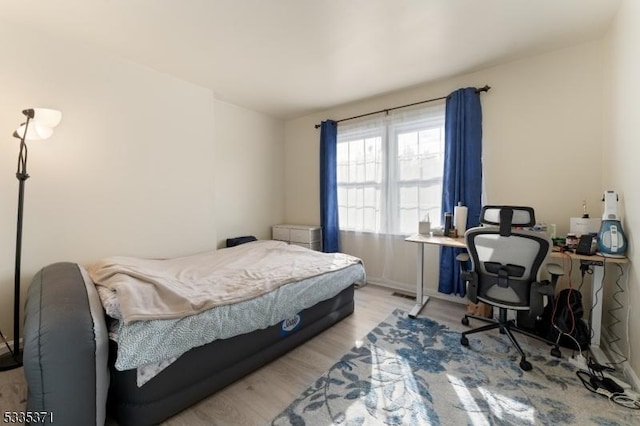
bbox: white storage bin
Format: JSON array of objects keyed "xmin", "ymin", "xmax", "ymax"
[{"xmin": 272, "ymin": 225, "xmax": 322, "ymax": 251}]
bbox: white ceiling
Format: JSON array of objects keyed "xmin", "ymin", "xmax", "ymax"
[{"xmin": 0, "ymin": 0, "xmax": 621, "ymax": 119}]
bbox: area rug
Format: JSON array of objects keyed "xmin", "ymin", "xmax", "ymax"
[{"xmin": 271, "ymin": 309, "xmax": 639, "ymax": 425}]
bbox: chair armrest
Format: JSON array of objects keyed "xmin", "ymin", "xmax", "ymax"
[
  {"xmin": 546, "ymin": 262, "xmax": 564, "ymax": 288},
  {"xmin": 530, "ymin": 278, "xmax": 556, "ymax": 317},
  {"xmin": 529, "ymin": 263, "xmax": 564, "ymax": 317},
  {"xmin": 456, "ymin": 252, "xmax": 477, "ymax": 301},
  {"xmin": 462, "ymin": 271, "xmax": 478, "ymax": 303},
  {"xmin": 456, "ymin": 252, "xmax": 470, "ymax": 274},
  {"xmin": 547, "ymin": 263, "xmax": 564, "ymax": 277}
]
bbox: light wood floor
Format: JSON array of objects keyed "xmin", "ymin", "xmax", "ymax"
[
  {"xmin": 0, "ymin": 361, "xmax": 27, "ymax": 422},
  {"xmin": 164, "ymin": 285, "xmax": 465, "ymax": 426},
  {"xmin": 0, "ymin": 284, "xmax": 466, "ymax": 425}
]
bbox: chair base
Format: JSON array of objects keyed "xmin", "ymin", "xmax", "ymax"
[{"xmin": 461, "ymin": 308, "xmax": 561, "ymax": 371}]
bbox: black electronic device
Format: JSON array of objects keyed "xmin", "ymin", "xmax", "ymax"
[
  {"xmin": 576, "ymin": 234, "xmax": 596, "ymax": 255},
  {"xmin": 590, "ymin": 376, "xmax": 625, "ymax": 394}
]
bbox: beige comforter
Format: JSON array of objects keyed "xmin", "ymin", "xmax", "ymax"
[{"xmin": 87, "ymin": 240, "xmax": 361, "ymax": 323}]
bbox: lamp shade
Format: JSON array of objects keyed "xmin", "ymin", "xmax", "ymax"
[
  {"xmin": 14, "ymin": 108, "xmax": 62, "ymax": 141},
  {"xmin": 14, "ymin": 123, "xmax": 54, "ymax": 140},
  {"xmin": 29, "ymin": 108, "xmax": 63, "ymax": 128}
]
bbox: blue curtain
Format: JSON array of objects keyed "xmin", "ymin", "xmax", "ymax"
[
  {"xmin": 438, "ymin": 88, "xmax": 483, "ymax": 295},
  {"xmin": 320, "ymin": 120, "xmax": 340, "ymax": 253}
]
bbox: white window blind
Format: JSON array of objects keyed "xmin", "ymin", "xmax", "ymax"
[{"xmin": 336, "ymin": 102, "xmax": 445, "ymax": 235}]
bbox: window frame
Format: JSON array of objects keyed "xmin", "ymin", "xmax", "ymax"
[{"xmin": 336, "ymin": 103, "xmax": 446, "ymax": 236}]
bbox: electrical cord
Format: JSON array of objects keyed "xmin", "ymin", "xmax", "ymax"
[
  {"xmin": 589, "ymin": 255, "xmax": 606, "ymax": 341},
  {"xmin": 549, "ymin": 253, "xmax": 627, "ymax": 371},
  {"xmin": 567, "ymin": 285, "xmax": 576, "ymax": 336},
  {"xmin": 559, "ymin": 254, "xmax": 635, "ymax": 411},
  {"xmin": 605, "ymin": 263, "xmax": 628, "ymax": 365},
  {"xmin": 550, "ymin": 252, "xmax": 577, "ymax": 341},
  {"xmin": 576, "ymin": 361, "xmax": 640, "ymax": 410},
  {"xmin": 551, "ymin": 325, "xmax": 585, "ymax": 363},
  {"xmin": 581, "ymin": 256, "xmax": 629, "ymax": 368},
  {"xmin": 578, "ymin": 262, "xmax": 592, "ymax": 292},
  {"xmin": 576, "ymin": 369, "xmax": 598, "ymax": 393},
  {"xmin": 610, "ymin": 393, "xmax": 640, "ymax": 410},
  {"xmin": 562, "ymin": 251, "xmax": 574, "ymax": 287},
  {"xmin": 551, "ymin": 252, "xmax": 574, "ymax": 327}
]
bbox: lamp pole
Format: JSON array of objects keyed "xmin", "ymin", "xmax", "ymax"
[
  {"xmin": 12, "ymin": 148, "xmax": 30, "ymax": 365},
  {"xmin": 0, "ymin": 114, "xmax": 32, "ymax": 370},
  {"xmin": 0, "ymin": 108, "xmax": 60, "ymax": 371}
]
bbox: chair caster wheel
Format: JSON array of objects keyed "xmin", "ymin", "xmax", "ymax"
[
  {"xmin": 550, "ymin": 347, "xmax": 562, "ymax": 358},
  {"xmin": 520, "ymin": 359, "xmax": 532, "ymax": 371},
  {"xmin": 461, "ymin": 336, "xmax": 469, "ymax": 347},
  {"xmin": 462, "ymin": 317, "xmax": 469, "ymax": 326}
]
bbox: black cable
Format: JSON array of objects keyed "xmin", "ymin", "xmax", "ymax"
[
  {"xmin": 589, "ymin": 256, "xmax": 606, "ymax": 341},
  {"xmin": 578, "ymin": 263, "xmax": 592, "ymax": 292},
  {"xmin": 606, "ymin": 264, "xmax": 628, "ymax": 365},
  {"xmin": 564, "ymin": 252, "xmax": 574, "ymax": 287},
  {"xmin": 578, "ymin": 272, "xmax": 585, "ymax": 292},
  {"xmin": 549, "ymin": 252, "xmax": 584, "ymax": 351},
  {"xmin": 577, "ymin": 365, "xmax": 640, "ymax": 410},
  {"xmin": 577, "ymin": 370, "xmax": 598, "ymax": 394}
]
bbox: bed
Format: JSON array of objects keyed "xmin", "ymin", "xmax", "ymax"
[{"xmin": 22, "ymin": 241, "xmax": 364, "ymax": 425}]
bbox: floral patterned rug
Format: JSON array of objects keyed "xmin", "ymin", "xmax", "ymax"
[{"xmin": 271, "ymin": 309, "xmax": 638, "ymax": 425}]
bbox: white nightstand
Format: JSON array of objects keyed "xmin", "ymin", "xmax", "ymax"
[{"xmin": 272, "ymin": 224, "xmax": 322, "ymax": 251}]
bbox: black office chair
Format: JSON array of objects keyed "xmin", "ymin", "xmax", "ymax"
[{"xmin": 459, "ymin": 206, "xmax": 563, "ymax": 371}]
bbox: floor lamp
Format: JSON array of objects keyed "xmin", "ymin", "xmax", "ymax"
[{"xmin": 0, "ymin": 108, "xmax": 62, "ymax": 371}]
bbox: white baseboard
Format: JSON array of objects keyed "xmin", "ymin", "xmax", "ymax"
[
  {"xmin": 0, "ymin": 338, "xmax": 23, "ymax": 356},
  {"xmin": 601, "ymin": 327, "xmax": 640, "ymax": 391},
  {"xmin": 365, "ymin": 279, "xmax": 467, "ymax": 305}
]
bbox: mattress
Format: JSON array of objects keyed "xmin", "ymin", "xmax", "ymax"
[
  {"xmin": 22, "ymin": 261, "xmax": 359, "ymax": 426},
  {"xmin": 113, "ymin": 263, "xmax": 365, "ymax": 385},
  {"xmin": 108, "ymin": 284, "xmax": 356, "ymax": 425},
  {"xmin": 89, "ymin": 240, "xmax": 361, "ymax": 322},
  {"xmin": 91, "ymin": 241, "xmax": 365, "ymax": 385}
]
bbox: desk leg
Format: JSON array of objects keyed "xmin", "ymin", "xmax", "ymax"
[
  {"xmin": 590, "ymin": 265, "xmax": 604, "ymax": 351},
  {"xmin": 409, "ymin": 243, "xmax": 429, "ymax": 318}
]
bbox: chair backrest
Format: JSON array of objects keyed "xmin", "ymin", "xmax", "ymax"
[{"xmin": 465, "ymin": 206, "xmax": 551, "ymax": 310}]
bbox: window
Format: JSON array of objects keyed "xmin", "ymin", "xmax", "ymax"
[{"xmin": 336, "ymin": 102, "xmax": 445, "ymax": 235}]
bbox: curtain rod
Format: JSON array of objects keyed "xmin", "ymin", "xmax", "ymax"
[{"xmin": 314, "ymin": 85, "xmax": 490, "ymax": 129}]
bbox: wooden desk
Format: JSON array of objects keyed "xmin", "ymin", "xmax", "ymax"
[
  {"xmin": 404, "ymin": 234, "xmax": 466, "ymax": 318},
  {"xmin": 549, "ymin": 250, "xmax": 628, "ymax": 361},
  {"xmin": 404, "ymin": 235, "xmax": 629, "ymax": 362}
]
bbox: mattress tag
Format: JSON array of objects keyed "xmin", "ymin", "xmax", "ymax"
[{"xmin": 280, "ymin": 313, "xmax": 302, "ymax": 336}]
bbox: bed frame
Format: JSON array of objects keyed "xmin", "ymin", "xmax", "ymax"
[{"xmin": 23, "ymin": 262, "xmax": 355, "ymax": 425}]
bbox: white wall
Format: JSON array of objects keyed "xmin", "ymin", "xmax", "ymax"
[
  {"xmin": 0, "ymin": 22, "xmax": 285, "ymax": 343},
  {"xmin": 603, "ymin": 0, "xmax": 639, "ymax": 379},
  {"xmin": 285, "ymin": 40, "xmax": 605, "ymax": 296},
  {"xmin": 214, "ymin": 99, "xmax": 285, "ymax": 247}
]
